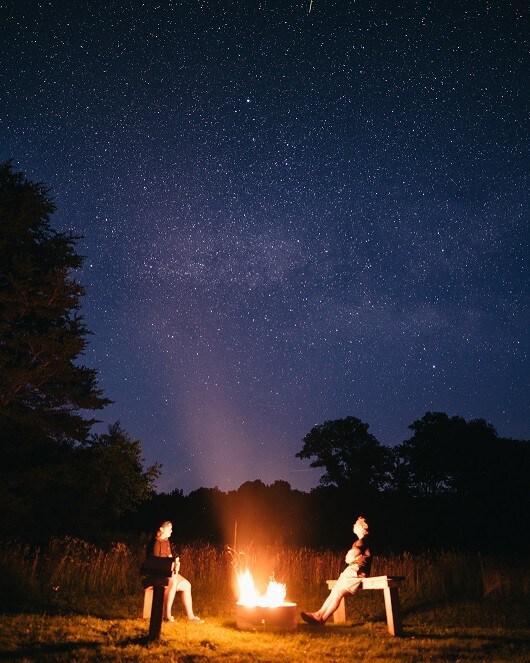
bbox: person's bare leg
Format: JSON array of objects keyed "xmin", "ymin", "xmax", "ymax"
[
  {"xmin": 312, "ymin": 579, "xmax": 361, "ymax": 622},
  {"xmin": 302, "ymin": 590, "xmax": 339, "ymax": 622},
  {"xmin": 312, "ymin": 590, "xmax": 344, "ymax": 621},
  {"xmin": 318, "ymin": 592, "xmax": 346, "ymax": 621},
  {"xmin": 176, "ymin": 579, "xmax": 196, "ymax": 619},
  {"xmin": 164, "ymin": 576, "xmax": 178, "ymax": 620}
]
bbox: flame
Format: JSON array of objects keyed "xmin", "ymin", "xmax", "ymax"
[{"xmin": 236, "ymin": 569, "xmax": 287, "ymax": 607}]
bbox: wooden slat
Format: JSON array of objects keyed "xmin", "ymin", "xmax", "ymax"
[
  {"xmin": 362, "ymin": 576, "xmax": 403, "ymax": 590},
  {"xmin": 326, "ymin": 575, "xmax": 404, "ymax": 590}
]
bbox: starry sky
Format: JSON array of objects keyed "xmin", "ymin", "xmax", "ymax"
[{"xmin": 1, "ymin": 0, "xmax": 527, "ymax": 493}]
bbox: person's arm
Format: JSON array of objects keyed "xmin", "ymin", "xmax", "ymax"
[
  {"xmin": 356, "ymin": 545, "xmax": 371, "ymax": 576},
  {"xmin": 172, "ymin": 556, "xmax": 181, "ymax": 574},
  {"xmin": 345, "ymin": 546, "xmax": 359, "ymax": 565}
]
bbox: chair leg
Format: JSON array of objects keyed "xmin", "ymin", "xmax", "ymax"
[
  {"xmin": 143, "ymin": 586, "xmax": 154, "ymax": 619},
  {"xmin": 333, "ymin": 597, "xmax": 346, "ymax": 623},
  {"xmin": 383, "ymin": 587, "xmax": 403, "ymax": 636}
]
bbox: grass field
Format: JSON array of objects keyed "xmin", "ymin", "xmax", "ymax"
[
  {"xmin": 0, "ymin": 539, "xmax": 528, "ymax": 661},
  {"xmin": 1, "ymin": 602, "xmax": 528, "ymax": 662}
]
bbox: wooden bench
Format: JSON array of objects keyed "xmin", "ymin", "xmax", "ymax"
[{"xmin": 326, "ymin": 575, "xmax": 404, "ymax": 636}]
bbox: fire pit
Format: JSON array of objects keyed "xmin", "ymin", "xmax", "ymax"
[
  {"xmin": 236, "ymin": 602, "xmax": 297, "ymax": 631},
  {"xmin": 235, "ymin": 569, "xmax": 297, "ymax": 631}
]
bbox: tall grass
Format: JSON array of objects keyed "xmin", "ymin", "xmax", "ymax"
[{"xmin": 0, "ymin": 538, "xmax": 528, "ymax": 618}]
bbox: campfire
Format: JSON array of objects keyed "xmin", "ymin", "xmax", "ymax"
[{"xmin": 235, "ymin": 569, "xmax": 297, "ymax": 631}]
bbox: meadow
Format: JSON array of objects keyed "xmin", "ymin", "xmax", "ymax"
[{"xmin": 0, "ymin": 538, "xmax": 528, "ymax": 661}]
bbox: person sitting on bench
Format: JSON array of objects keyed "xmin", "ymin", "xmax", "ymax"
[
  {"xmin": 301, "ymin": 516, "xmax": 371, "ymax": 624},
  {"xmin": 147, "ymin": 520, "xmax": 204, "ymax": 623}
]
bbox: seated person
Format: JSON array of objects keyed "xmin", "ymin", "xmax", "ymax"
[
  {"xmin": 148, "ymin": 520, "xmax": 204, "ymax": 623},
  {"xmin": 301, "ymin": 516, "xmax": 371, "ymax": 624}
]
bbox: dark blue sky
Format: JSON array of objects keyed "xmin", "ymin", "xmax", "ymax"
[{"xmin": 1, "ymin": 0, "xmax": 527, "ymax": 493}]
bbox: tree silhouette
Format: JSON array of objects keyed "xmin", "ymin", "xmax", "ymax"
[
  {"xmin": 394, "ymin": 412, "xmax": 500, "ymax": 497},
  {"xmin": 78, "ymin": 422, "xmax": 160, "ymax": 530},
  {"xmin": 0, "ymin": 162, "xmax": 157, "ymax": 538},
  {"xmin": 0, "ymin": 161, "xmax": 110, "ymax": 442},
  {"xmin": 296, "ymin": 416, "xmax": 392, "ymax": 492}
]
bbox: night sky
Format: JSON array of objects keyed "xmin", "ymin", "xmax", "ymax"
[{"xmin": 1, "ymin": 0, "xmax": 527, "ymax": 493}]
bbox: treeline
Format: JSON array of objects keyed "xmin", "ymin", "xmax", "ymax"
[{"xmin": 127, "ymin": 413, "xmax": 529, "ymax": 553}]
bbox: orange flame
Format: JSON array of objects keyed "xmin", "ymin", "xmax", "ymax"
[{"xmin": 236, "ymin": 569, "xmax": 287, "ymax": 607}]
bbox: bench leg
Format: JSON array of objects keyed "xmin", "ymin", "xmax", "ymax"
[
  {"xmin": 143, "ymin": 587, "xmax": 154, "ymax": 619},
  {"xmin": 333, "ymin": 597, "xmax": 346, "ymax": 623},
  {"xmin": 383, "ymin": 587, "xmax": 403, "ymax": 636},
  {"xmin": 148, "ymin": 586, "xmax": 166, "ymax": 640}
]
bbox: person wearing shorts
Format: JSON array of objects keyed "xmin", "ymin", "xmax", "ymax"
[
  {"xmin": 301, "ymin": 516, "xmax": 371, "ymax": 624},
  {"xmin": 149, "ymin": 521, "xmax": 204, "ymax": 623}
]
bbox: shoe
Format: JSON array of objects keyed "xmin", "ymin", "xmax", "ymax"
[
  {"xmin": 187, "ymin": 616, "xmax": 205, "ymax": 623},
  {"xmin": 165, "ymin": 615, "xmax": 175, "ymax": 623},
  {"xmin": 301, "ymin": 611, "xmax": 323, "ymax": 625}
]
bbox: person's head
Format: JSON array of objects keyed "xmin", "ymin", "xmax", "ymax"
[
  {"xmin": 353, "ymin": 516, "xmax": 369, "ymax": 539},
  {"xmin": 157, "ymin": 521, "xmax": 173, "ymax": 539}
]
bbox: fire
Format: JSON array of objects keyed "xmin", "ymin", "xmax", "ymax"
[{"xmin": 236, "ymin": 569, "xmax": 287, "ymax": 607}]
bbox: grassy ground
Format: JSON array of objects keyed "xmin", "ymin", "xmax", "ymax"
[
  {"xmin": 0, "ymin": 600, "xmax": 528, "ymax": 662},
  {"xmin": 1, "ymin": 540, "xmax": 528, "ymax": 661}
]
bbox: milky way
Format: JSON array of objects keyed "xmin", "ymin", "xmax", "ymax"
[{"xmin": 1, "ymin": 0, "xmax": 526, "ymax": 492}]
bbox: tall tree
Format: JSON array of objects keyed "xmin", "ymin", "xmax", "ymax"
[
  {"xmin": 0, "ymin": 162, "xmax": 159, "ymax": 539},
  {"xmin": 296, "ymin": 416, "xmax": 392, "ymax": 492},
  {"xmin": 75, "ymin": 422, "xmax": 161, "ymax": 533},
  {"xmin": 0, "ymin": 160, "xmax": 110, "ymax": 443},
  {"xmin": 394, "ymin": 412, "xmax": 501, "ymax": 497},
  {"xmin": 392, "ymin": 412, "xmax": 459, "ymax": 497}
]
